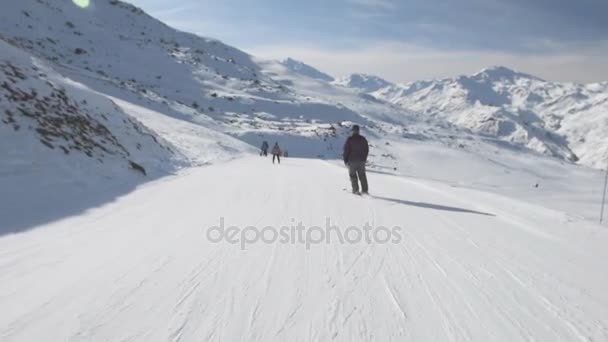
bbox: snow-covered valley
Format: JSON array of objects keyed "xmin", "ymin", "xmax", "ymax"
[{"xmin": 1, "ymin": 0, "xmax": 608, "ymax": 341}]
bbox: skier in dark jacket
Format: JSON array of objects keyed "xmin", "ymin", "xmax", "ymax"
[
  {"xmin": 260, "ymin": 141, "xmax": 269, "ymax": 156},
  {"xmin": 343, "ymin": 125, "xmax": 369, "ymax": 194},
  {"xmin": 272, "ymin": 142, "xmax": 282, "ymax": 164}
]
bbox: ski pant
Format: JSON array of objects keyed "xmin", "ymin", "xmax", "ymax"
[
  {"xmin": 348, "ymin": 161, "xmax": 368, "ymax": 193},
  {"xmin": 273, "ymin": 154, "xmax": 281, "ymax": 164}
]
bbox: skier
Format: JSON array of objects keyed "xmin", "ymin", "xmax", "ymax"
[
  {"xmin": 260, "ymin": 141, "xmax": 269, "ymax": 156},
  {"xmin": 343, "ymin": 125, "xmax": 369, "ymax": 194},
  {"xmin": 272, "ymin": 142, "xmax": 282, "ymax": 164}
]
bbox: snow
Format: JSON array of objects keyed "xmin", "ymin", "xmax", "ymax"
[
  {"xmin": 1, "ymin": 156, "xmax": 607, "ymax": 341},
  {"xmin": 0, "ymin": 0, "xmax": 407, "ymax": 166},
  {"xmin": 371, "ymin": 66, "xmax": 608, "ymax": 169},
  {"xmin": 280, "ymin": 58, "xmax": 335, "ymax": 82},
  {"xmin": 334, "ymin": 73, "xmax": 393, "ymax": 93},
  {"xmin": 1, "ymin": 0, "xmax": 608, "ymax": 340}
]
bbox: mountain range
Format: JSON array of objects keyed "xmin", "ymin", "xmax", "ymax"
[
  {"xmin": 371, "ymin": 66, "xmax": 608, "ymax": 168},
  {"xmin": 1, "ymin": 0, "xmax": 606, "ymax": 181}
]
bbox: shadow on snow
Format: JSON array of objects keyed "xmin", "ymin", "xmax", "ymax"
[
  {"xmin": 371, "ymin": 196, "xmax": 495, "ymax": 216},
  {"xmin": 0, "ymin": 172, "xmax": 167, "ymax": 237}
]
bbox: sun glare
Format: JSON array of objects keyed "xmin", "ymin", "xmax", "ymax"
[{"xmin": 72, "ymin": 0, "xmax": 90, "ymax": 9}]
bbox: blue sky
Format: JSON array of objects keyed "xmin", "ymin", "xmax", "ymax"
[{"xmin": 128, "ymin": 0, "xmax": 608, "ymax": 83}]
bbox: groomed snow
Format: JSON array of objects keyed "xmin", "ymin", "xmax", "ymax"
[{"xmin": 1, "ymin": 157, "xmax": 607, "ymax": 341}]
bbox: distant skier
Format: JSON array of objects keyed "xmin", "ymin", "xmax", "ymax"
[
  {"xmin": 272, "ymin": 142, "xmax": 282, "ymax": 164},
  {"xmin": 260, "ymin": 141, "xmax": 269, "ymax": 156},
  {"xmin": 343, "ymin": 125, "xmax": 369, "ymax": 194}
]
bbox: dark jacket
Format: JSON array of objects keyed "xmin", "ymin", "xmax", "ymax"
[
  {"xmin": 272, "ymin": 144, "xmax": 281, "ymax": 155},
  {"xmin": 343, "ymin": 134, "xmax": 369, "ymax": 164}
]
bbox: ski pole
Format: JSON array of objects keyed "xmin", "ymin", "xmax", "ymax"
[{"xmin": 601, "ymin": 162, "xmax": 608, "ymax": 224}]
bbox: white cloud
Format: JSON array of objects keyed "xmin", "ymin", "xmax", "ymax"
[{"xmin": 248, "ymin": 41, "xmax": 608, "ymax": 83}]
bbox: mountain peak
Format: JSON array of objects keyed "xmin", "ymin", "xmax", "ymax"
[
  {"xmin": 473, "ymin": 66, "xmax": 545, "ymax": 82},
  {"xmin": 334, "ymin": 73, "xmax": 394, "ymax": 92},
  {"xmin": 343, "ymin": 73, "xmax": 388, "ymax": 81},
  {"xmin": 280, "ymin": 58, "xmax": 335, "ymax": 82},
  {"xmin": 282, "ymin": 57, "xmax": 305, "ymax": 67}
]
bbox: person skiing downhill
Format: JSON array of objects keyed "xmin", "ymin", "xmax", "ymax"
[
  {"xmin": 272, "ymin": 142, "xmax": 282, "ymax": 164},
  {"xmin": 260, "ymin": 141, "xmax": 269, "ymax": 156},
  {"xmin": 343, "ymin": 125, "xmax": 369, "ymax": 194}
]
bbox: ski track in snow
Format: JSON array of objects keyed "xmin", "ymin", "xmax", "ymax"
[{"xmin": 1, "ymin": 157, "xmax": 607, "ymax": 342}]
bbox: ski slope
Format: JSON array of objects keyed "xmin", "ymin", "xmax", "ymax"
[{"xmin": 1, "ymin": 157, "xmax": 607, "ymax": 342}]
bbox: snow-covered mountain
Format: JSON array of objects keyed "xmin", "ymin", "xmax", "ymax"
[
  {"xmin": 1, "ymin": 0, "xmax": 606, "ymax": 178},
  {"xmin": 372, "ymin": 66, "xmax": 608, "ymax": 168},
  {"xmin": 334, "ymin": 73, "xmax": 394, "ymax": 93},
  {"xmin": 280, "ymin": 58, "xmax": 335, "ymax": 82},
  {"xmin": 0, "ymin": 0, "xmax": 373, "ymax": 167},
  {"xmin": 0, "ymin": 39, "xmax": 176, "ymax": 178}
]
